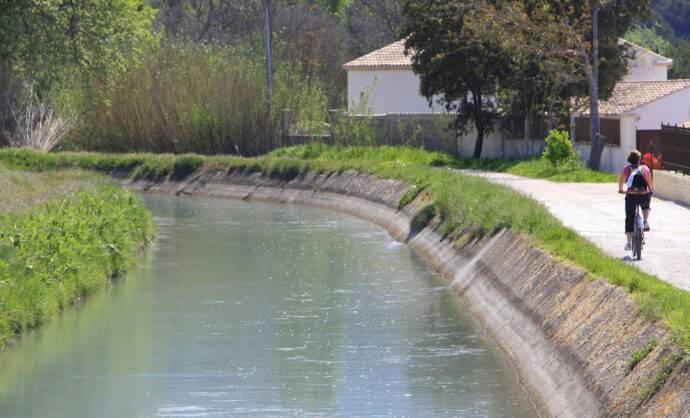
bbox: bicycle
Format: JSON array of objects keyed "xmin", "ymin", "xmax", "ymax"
[{"xmin": 618, "ymin": 189, "xmax": 649, "ymax": 261}]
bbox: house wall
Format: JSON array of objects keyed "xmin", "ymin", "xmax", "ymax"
[
  {"xmin": 634, "ymin": 87, "xmax": 690, "ymax": 130},
  {"xmin": 347, "ymin": 70, "xmax": 446, "ymax": 114},
  {"xmin": 624, "ymin": 48, "xmax": 669, "ymax": 82},
  {"xmin": 624, "ymin": 62, "xmax": 668, "ymax": 82}
]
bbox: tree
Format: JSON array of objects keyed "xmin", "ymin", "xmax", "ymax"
[
  {"xmin": 543, "ymin": 0, "xmax": 650, "ymax": 170},
  {"xmin": 464, "ymin": 2, "xmax": 579, "ymax": 137},
  {"xmin": 152, "ymin": 0, "xmax": 351, "ymax": 107},
  {"xmin": 451, "ymin": 0, "xmax": 649, "ymax": 168},
  {"xmin": 400, "ymin": 0, "xmax": 509, "ymax": 158},
  {"xmin": 0, "ymin": 0, "xmax": 157, "ymax": 94},
  {"xmin": 650, "ymin": 0, "xmax": 690, "ymax": 40},
  {"xmin": 345, "ymin": 0, "xmax": 406, "ymax": 57}
]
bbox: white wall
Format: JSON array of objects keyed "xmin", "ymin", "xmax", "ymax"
[
  {"xmin": 457, "ymin": 130, "xmax": 502, "ymax": 158},
  {"xmin": 624, "ymin": 48, "xmax": 670, "ymax": 82},
  {"xmin": 347, "ymin": 70, "xmax": 446, "ymax": 114},
  {"xmin": 635, "ymin": 88, "xmax": 690, "ymax": 130},
  {"xmin": 455, "ymin": 128, "xmax": 544, "ymax": 159}
]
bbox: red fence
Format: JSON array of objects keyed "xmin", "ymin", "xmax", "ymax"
[{"xmin": 661, "ymin": 124, "xmax": 690, "ymax": 174}]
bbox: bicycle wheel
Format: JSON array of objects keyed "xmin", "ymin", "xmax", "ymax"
[{"xmin": 633, "ymin": 217, "xmax": 643, "ymax": 260}]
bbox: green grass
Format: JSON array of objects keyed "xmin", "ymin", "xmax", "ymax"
[
  {"xmin": 271, "ymin": 143, "xmax": 618, "ymax": 182},
  {"xmin": 441, "ymin": 156, "xmax": 618, "ymax": 182},
  {"xmin": 0, "ymin": 165, "xmax": 156, "ymax": 348},
  {"xmin": 506, "ymin": 158, "xmax": 619, "ymax": 182},
  {"xmin": 0, "ymin": 145, "xmax": 686, "ymax": 349},
  {"xmin": 627, "ymin": 339, "xmax": 658, "ymax": 371}
]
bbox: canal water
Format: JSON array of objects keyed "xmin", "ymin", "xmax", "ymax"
[{"xmin": 0, "ymin": 194, "xmax": 536, "ymax": 417}]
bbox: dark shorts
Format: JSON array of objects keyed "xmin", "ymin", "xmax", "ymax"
[{"xmin": 625, "ymin": 193, "xmax": 650, "ymax": 233}]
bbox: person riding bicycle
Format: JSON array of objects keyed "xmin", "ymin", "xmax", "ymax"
[{"xmin": 618, "ymin": 150, "xmax": 653, "ymax": 251}]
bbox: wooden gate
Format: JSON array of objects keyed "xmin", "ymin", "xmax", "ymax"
[
  {"xmin": 661, "ymin": 124, "xmax": 690, "ymax": 174},
  {"xmin": 636, "ymin": 130, "xmax": 662, "ymax": 156}
]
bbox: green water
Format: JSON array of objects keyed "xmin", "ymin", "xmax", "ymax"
[{"xmin": 0, "ymin": 194, "xmax": 536, "ymax": 417}]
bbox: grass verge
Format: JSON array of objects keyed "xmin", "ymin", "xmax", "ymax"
[
  {"xmin": 0, "ymin": 165, "xmax": 156, "ymax": 349},
  {"xmin": 0, "ymin": 145, "xmax": 686, "ymax": 350}
]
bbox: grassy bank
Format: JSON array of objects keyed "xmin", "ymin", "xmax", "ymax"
[
  {"xmin": 0, "ymin": 165, "xmax": 156, "ymax": 348},
  {"xmin": 0, "ymin": 146, "xmax": 686, "ymax": 349}
]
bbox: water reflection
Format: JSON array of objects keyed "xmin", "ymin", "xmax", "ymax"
[{"xmin": 0, "ymin": 194, "xmax": 535, "ymax": 416}]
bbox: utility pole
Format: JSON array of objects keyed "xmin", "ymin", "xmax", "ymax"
[
  {"xmin": 264, "ymin": 1, "xmax": 272, "ymax": 103},
  {"xmin": 264, "ymin": 0, "xmax": 273, "ymax": 148},
  {"xmin": 588, "ymin": 1, "xmax": 602, "ymax": 169}
]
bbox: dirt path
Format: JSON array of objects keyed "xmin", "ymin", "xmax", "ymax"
[{"xmin": 450, "ymin": 169, "xmax": 690, "ymax": 291}]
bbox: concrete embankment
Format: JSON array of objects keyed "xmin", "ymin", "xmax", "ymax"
[{"xmin": 117, "ymin": 167, "xmax": 688, "ymax": 417}]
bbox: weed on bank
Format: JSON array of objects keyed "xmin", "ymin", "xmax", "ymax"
[{"xmin": 0, "ymin": 168, "xmax": 155, "ymax": 348}]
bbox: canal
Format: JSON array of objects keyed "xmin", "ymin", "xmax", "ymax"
[{"xmin": 0, "ymin": 194, "xmax": 536, "ymax": 416}]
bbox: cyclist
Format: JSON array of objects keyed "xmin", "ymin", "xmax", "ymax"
[{"xmin": 618, "ymin": 150, "xmax": 653, "ymax": 251}]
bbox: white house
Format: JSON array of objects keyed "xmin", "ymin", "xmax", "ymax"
[
  {"xmin": 573, "ymin": 41, "xmax": 690, "ymax": 172},
  {"xmin": 343, "ymin": 40, "xmax": 445, "ymax": 114},
  {"xmin": 343, "ymin": 39, "xmax": 690, "ymax": 169},
  {"xmin": 574, "ymin": 80, "xmax": 690, "ymax": 172},
  {"xmin": 342, "ymin": 40, "xmax": 514, "ymax": 158},
  {"xmin": 620, "ymin": 39, "xmax": 673, "ymax": 82}
]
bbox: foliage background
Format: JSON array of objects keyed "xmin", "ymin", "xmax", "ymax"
[{"xmin": 1, "ymin": 0, "xmax": 688, "ymax": 155}]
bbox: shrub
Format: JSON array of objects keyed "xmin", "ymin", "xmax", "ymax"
[
  {"xmin": 542, "ymin": 130, "xmax": 581, "ymax": 166},
  {"xmin": 642, "ymin": 152, "xmax": 663, "ymax": 170},
  {"xmin": 173, "ymin": 154, "xmax": 204, "ymax": 177},
  {"xmin": 0, "ymin": 85, "xmax": 72, "ymax": 152}
]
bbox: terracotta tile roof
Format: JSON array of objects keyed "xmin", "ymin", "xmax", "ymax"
[
  {"xmin": 597, "ymin": 80, "xmax": 690, "ymax": 115},
  {"xmin": 343, "ymin": 38, "xmax": 672, "ymax": 72},
  {"xmin": 343, "ymin": 40, "xmax": 412, "ymax": 70}
]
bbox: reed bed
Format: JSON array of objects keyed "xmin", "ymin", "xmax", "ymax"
[{"xmin": 66, "ymin": 40, "xmax": 330, "ymax": 156}]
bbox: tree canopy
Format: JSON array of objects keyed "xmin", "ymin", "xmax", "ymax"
[
  {"xmin": 401, "ymin": 0, "xmax": 650, "ymax": 166},
  {"xmin": 400, "ymin": 0, "xmax": 510, "ymax": 158},
  {"xmin": 650, "ymin": 0, "xmax": 690, "ymax": 40},
  {"xmin": 0, "ymin": 0, "xmax": 157, "ymax": 93}
]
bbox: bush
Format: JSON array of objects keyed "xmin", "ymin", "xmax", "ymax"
[
  {"xmin": 542, "ymin": 130, "xmax": 581, "ymax": 166},
  {"xmin": 173, "ymin": 154, "xmax": 204, "ymax": 177}
]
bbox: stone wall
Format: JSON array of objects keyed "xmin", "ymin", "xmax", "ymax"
[
  {"xmin": 283, "ymin": 111, "xmax": 546, "ymax": 159},
  {"xmin": 654, "ymin": 170, "xmax": 690, "ymax": 206}
]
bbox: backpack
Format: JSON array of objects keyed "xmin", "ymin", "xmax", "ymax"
[{"xmin": 627, "ymin": 165, "xmax": 648, "ymax": 192}]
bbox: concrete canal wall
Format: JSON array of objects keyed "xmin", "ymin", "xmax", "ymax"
[{"xmin": 118, "ymin": 167, "xmax": 688, "ymax": 417}]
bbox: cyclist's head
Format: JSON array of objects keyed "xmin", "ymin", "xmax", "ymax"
[{"xmin": 627, "ymin": 150, "xmax": 642, "ymax": 165}]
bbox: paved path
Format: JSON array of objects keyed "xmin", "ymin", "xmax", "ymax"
[{"xmin": 450, "ymin": 169, "xmax": 690, "ymax": 291}]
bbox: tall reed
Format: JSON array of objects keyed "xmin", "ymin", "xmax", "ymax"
[{"xmin": 66, "ymin": 40, "xmax": 332, "ymax": 156}]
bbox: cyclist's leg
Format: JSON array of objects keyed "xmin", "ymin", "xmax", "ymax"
[
  {"xmin": 641, "ymin": 193, "xmax": 651, "ymax": 230},
  {"xmin": 625, "ymin": 194, "xmax": 634, "ymax": 247}
]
